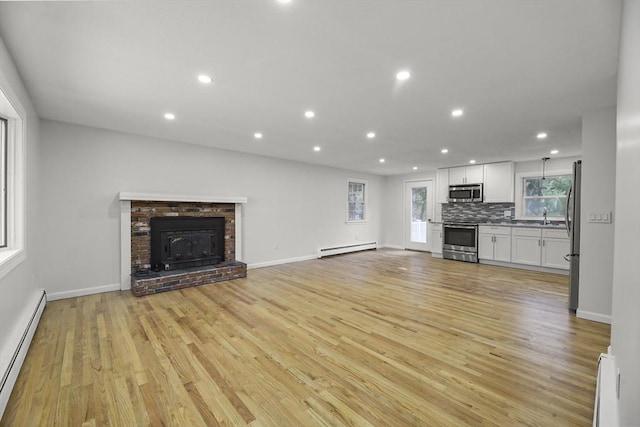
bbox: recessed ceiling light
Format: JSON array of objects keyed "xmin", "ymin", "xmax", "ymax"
[
  {"xmin": 537, "ymin": 132, "xmax": 548, "ymax": 139},
  {"xmin": 441, "ymin": 148, "xmax": 449, "ymax": 154},
  {"xmin": 451, "ymin": 109, "xmax": 464, "ymax": 117},
  {"xmin": 379, "ymin": 158, "xmax": 386, "ymax": 163},
  {"xmin": 367, "ymin": 132, "xmax": 376, "ymax": 139},
  {"xmin": 305, "ymin": 110, "xmax": 315, "ymax": 118},
  {"xmin": 197, "ymin": 74, "xmax": 212, "ymax": 84},
  {"xmin": 313, "ymin": 146, "xmax": 321, "ymax": 152},
  {"xmin": 396, "ymin": 70, "xmax": 411, "ymax": 81},
  {"xmin": 550, "ymin": 149, "xmax": 559, "ymax": 154},
  {"xmin": 164, "ymin": 113, "xmax": 175, "ymax": 120},
  {"xmin": 469, "ymin": 159, "xmax": 476, "ymax": 164},
  {"xmin": 277, "ymin": 0, "xmax": 292, "ymax": 3},
  {"xmin": 254, "ymin": 132, "xmax": 263, "ymax": 139},
  {"xmin": 412, "ymin": 166, "xmax": 418, "ymax": 170}
]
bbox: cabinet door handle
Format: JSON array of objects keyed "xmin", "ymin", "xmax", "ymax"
[
  {"xmin": 538, "ymin": 239, "xmax": 541, "ymax": 246},
  {"xmin": 542, "ymin": 240, "xmax": 546, "ymax": 247}
]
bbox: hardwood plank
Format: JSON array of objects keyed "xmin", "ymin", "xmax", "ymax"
[{"xmin": 1, "ymin": 249, "xmax": 610, "ymax": 426}]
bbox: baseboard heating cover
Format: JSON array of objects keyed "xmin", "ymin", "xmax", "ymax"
[
  {"xmin": 0, "ymin": 289, "xmax": 47, "ymax": 420},
  {"xmin": 593, "ymin": 352, "xmax": 619, "ymax": 427},
  {"xmin": 317, "ymin": 242, "xmax": 377, "ymax": 258}
]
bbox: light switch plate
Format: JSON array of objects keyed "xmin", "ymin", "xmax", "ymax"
[{"xmin": 588, "ymin": 211, "xmax": 613, "ymax": 223}]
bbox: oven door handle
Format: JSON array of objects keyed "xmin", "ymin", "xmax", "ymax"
[{"xmin": 444, "ymin": 225, "xmax": 477, "ymax": 230}]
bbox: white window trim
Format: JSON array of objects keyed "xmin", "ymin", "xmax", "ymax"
[
  {"xmin": 0, "ymin": 81, "xmax": 27, "ymax": 280},
  {"xmin": 346, "ymin": 178, "xmax": 368, "ymax": 223},
  {"xmin": 514, "ymin": 169, "xmax": 571, "ymax": 221}
]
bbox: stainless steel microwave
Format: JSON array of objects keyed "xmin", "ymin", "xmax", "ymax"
[{"xmin": 448, "ymin": 184, "xmax": 483, "ymax": 202}]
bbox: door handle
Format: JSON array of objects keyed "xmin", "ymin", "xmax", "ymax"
[{"xmin": 565, "ymin": 185, "xmax": 572, "ymax": 237}]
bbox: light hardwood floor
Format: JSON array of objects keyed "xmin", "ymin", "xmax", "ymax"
[{"xmin": 2, "ymin": 249, "xmax": 610, "ymax": 426}]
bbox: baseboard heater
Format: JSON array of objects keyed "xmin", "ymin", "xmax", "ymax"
[
  {"xmin": 0, "ymin": 289, "xmax": 47, "ymax": 420},
  {"xmin": 593, "ymin": 352, "xmax": 619, "ymax": 427},
  {"xmin": 317, "ymin": 242, "xmax": 377, "ymax": 258}
]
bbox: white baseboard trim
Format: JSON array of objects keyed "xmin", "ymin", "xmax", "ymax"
[
  {"xmin": 46, "ymin": 283, "xmax": 121, "ymax": 301},
  {"xmin": 248, "ymin": 255, "xmax": 316, "ymax": 269},
  {"xmin": 1, "ymin": 289, "xmax": 46, "ymax": 419},
  {"xmin": 576, "ymin": 309, "xmax": 612, "ymax": 324}
]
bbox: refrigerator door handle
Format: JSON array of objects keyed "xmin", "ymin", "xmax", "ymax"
[{"xmin": 565, "ymin": 185, "xmax": 572, "ymax": 237}]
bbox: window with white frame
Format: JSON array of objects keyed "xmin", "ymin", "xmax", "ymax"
[
  {"xmin": 0, "ymin": 117, "xmax": 6, "ymax": 247},
  {"xmin": 347, "ymin": 179, "xmax": 367, "ymax": 222},
  {"xmin": 0, "ymin": 82, "xmax": 26, "ymax": 278},
  {"xmin": 520, "ymin": 174, "xmax": 572, "ymax": 219}
]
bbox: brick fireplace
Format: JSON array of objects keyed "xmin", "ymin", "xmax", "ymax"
[{"xmin": 119, "ymin": 193, "xmax": 247, "ymax": 296}]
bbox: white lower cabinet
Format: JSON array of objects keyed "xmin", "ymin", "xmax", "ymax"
[
  {"xmin": 541, "ymin": 229, "xmax": 571, "ymax": 269},
  {"xmin": 478, "ymin": 226, "xmax": 511, "ymax": 262},
  {"xmin": 511, "ymin": 228, "xmax": 541, "ymax": 266},
  {"xmin": 511, "ymin": 227, "xmax": 569, "ymax": 270},
  {"xmin": 430, "ymin": 222, "xmax": 443, "ymax": 257}
]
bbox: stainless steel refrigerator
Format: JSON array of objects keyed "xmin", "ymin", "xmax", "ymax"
[{"xmin": 565, "ymin": 160, "xmax": 581, "ymax": 311}]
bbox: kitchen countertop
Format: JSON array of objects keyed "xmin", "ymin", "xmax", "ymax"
[
  {"xmin": 431, "ymin": 221, "xmax": 567, "ymax": 229},
  {"xmin": 478, "ymin": 222, "xmax": 566, "ymax": 229}
]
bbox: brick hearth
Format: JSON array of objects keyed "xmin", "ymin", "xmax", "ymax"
[{"xmin": 131, "ymin": 261, "xmax": 247, "ymax": 297}]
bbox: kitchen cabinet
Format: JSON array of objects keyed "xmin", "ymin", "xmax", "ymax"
[
  {"xmin": 430, "ymin": 222, "xmax": 443, "ymax": 257},
  {"xmin": 511, "ymin": 227, "xmax": 569, "ymax": 269},
  {"xmin": 483, "ymin": 162, "xmax": 514, "ymax": 203},
  {"xmin": 436, "ymin": 168, "xmax": 449, "ymax": 203},
  {"xmin": 541, "ymin": 229, "xmax": 570, "ymax": 269},
  {"xmin": 478, "ymin": 226, "xmax": 511, "ymax": 262},
  {"xmin": 449, "ymin": 165, "xmax": 483, "ymax": 185},
  {"xmin": 511, "ymin": 228, "xmax": 541, "ymax": 266}
]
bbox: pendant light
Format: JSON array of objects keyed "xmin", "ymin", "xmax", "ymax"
[{"xmin": 541, "ymin": 157, "xmax": 550, "ymax": 180}]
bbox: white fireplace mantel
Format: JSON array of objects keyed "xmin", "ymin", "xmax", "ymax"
[
  {"xmin": 119, "ymin": 192, "xmax": 247, "ymax": 291},
  {"xmin": 119, "ymin": 192, "xmax": 247, "ymax": 204}
]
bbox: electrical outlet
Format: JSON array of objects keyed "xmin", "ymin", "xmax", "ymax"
[{"xmin": 503, "ymin": 210, "xmax": 511, "ymax": 218}]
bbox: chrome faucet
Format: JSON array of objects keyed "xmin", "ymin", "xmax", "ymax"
[{"xmin": 543, "ymin": 207, "xmax": 549, "ymax": 225}]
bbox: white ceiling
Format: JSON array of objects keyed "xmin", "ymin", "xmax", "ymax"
[{"xmin": 0, "ymin": 0, "xmax": 621, "ymax": 175}]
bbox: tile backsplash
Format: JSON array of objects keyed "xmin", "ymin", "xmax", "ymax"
[{"xmin": 442, "ymin": 202, "xmax": 515, "ymax": 223}]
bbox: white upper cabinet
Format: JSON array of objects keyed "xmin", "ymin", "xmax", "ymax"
[
  {"xmin": 448, "ymin": 166, "xmax": 466, "ymax": 185},
  {"xmin": 465, "ymin": 165, "xmax": 484, "ymax": 184},
  {"xmin": 436, "ymin": 168, "xmax": 449, "ymax": 203},
  {"xmin": 483, "ymin": 162, "xmax": 515, "ymax": 203},
  {"xmin": 449, "ymin": 165, "xmax": 483, "ymax": 185}
]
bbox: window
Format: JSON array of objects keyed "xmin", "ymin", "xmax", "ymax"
[
  {"xmin": 347, "ymin": 180, "xmax": 367, "ymax": 222},
  {"xmin": 0, "ymin": 82, "xmax": 26, "ymax": 278},
  {"xmin": 521, "ymin": 174, "xmax": 572, "ymax": 219},
  {"xmin": 0, "ymin": 117, "xmax": 6, "ymax": 247}
]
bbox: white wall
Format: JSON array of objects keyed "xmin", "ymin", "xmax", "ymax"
[
  {"xmin": 382, "ymin": 172, "xmax": 437, "ymax": 249},
  {"xmin": 0, "ymin": 37, "xmax": 41, "ymax": 383},
  {"xmin": 610, "ymin": 0, "xmax": 640, "ymax": 424},
  {"xmin": 38, "ymin": 120, "xmax": 383, "ymax": 297},
  {"xmin": 578, "ymin": 107, "xmax": 616, "ymax": 323}
]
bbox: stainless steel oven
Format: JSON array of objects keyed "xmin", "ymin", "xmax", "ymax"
[{"xmin": 443, "ymin": 222, "xmax": 478, "ymax": 263}]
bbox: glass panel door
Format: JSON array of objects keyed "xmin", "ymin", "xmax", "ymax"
[{"xmin": 405, "ymin": 180, "xmax": 433, "ymax": 251}]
